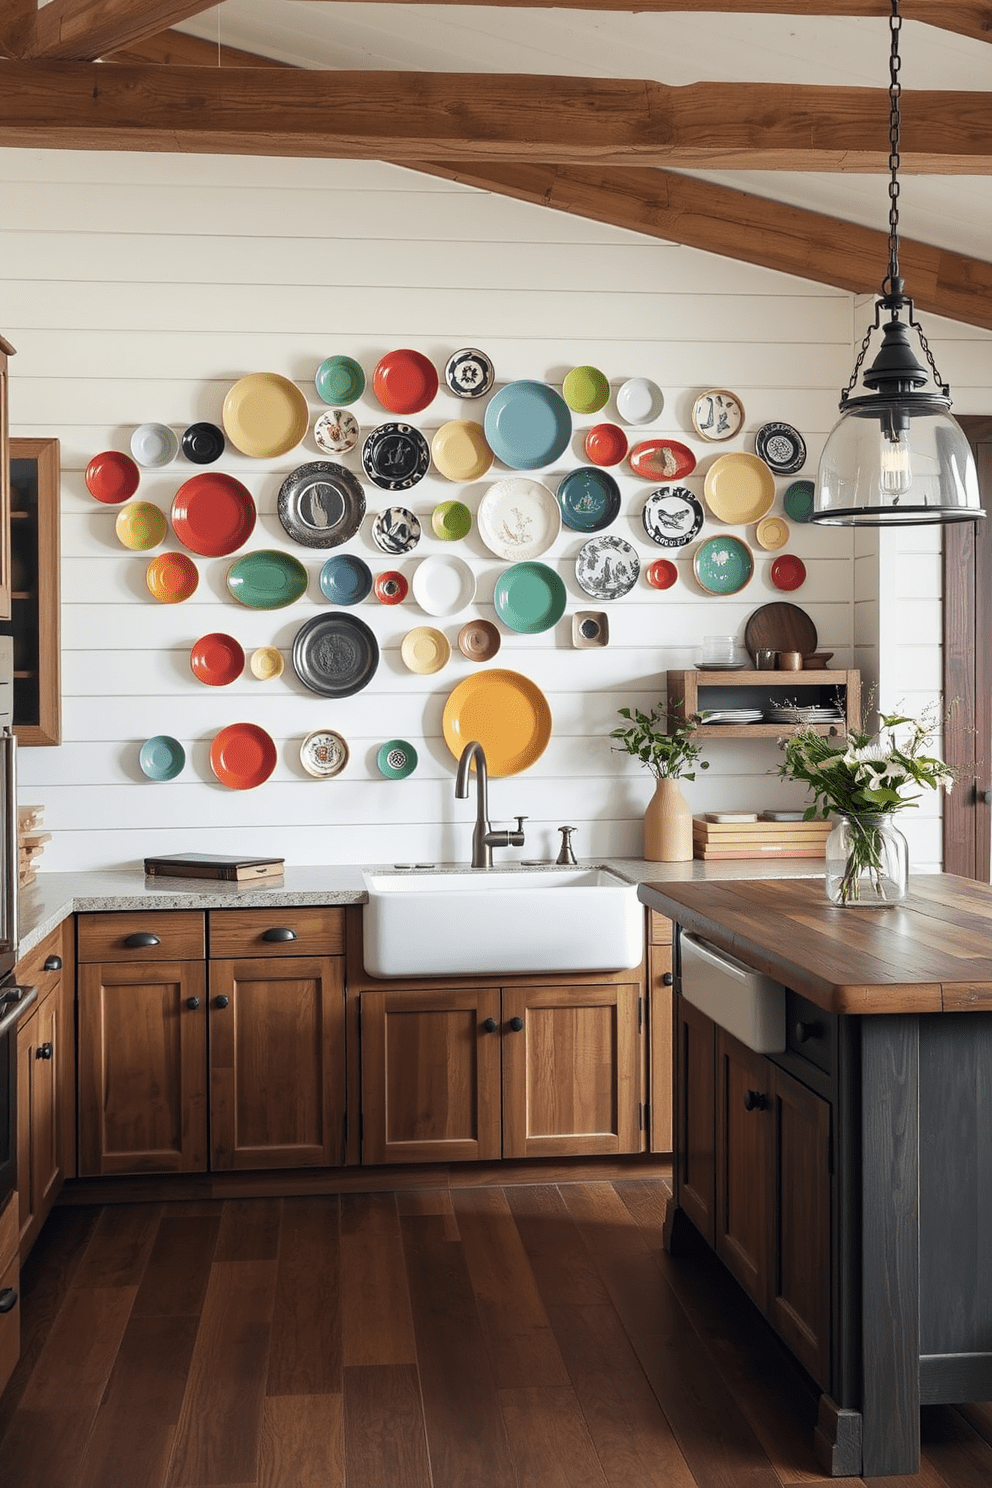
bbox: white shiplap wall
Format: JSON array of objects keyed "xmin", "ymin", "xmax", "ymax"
[{"xmin": 1, "ymin": 148, "xmax": 868, "ymax": 871}]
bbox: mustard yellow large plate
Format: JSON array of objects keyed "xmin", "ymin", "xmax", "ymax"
[
  {"xmin": 222, "ymin": 372, "xmax": 309, "ymax": 458},
  {"xmin": 431, "ymin": 420, "xmax": 494, "ymax": 482},
  {"xmin": 442, "ymin": 669, "xmax": 552, "ymax": 778},
  {"xmin": 702, "ymin": 451, "xmax": 775, "ymax": 524}
]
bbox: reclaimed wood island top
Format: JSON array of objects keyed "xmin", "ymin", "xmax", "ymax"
[{"xmin": 637, "ymin": 871, "xmax": 992, "ymax": 1015}]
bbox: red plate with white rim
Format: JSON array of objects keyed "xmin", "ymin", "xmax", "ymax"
[
  {"xmin": 629, "ymin": 439, "xmax": 696, "ymax": 482},
  {"xmin": 770, "ymin": 554, "xmax": 807, "ymax": 592},
  {"xmin": 171, "ymin": 472, "xmax": 257, "ymax": 557},
  {"xmin": 209, "ymin": 723, "xmax": 277, "ymax": 790},
  {"xmin": 189, "ymin": 632, "xmax": 245, "ymax": 687},
  {"xmin": 85, "ymin": 450, "xmax": 140, "ymax": 504},
  {"xmin": 372, "ymin": 349, "xmax": 438, "ymax": 415},
  {"xmin": 645, "ymin": 559, "xmax": 678, "ymax": 590},
  {"xmin": 584, "ymin": 423, "xmax": 628, "ymax": 467}
]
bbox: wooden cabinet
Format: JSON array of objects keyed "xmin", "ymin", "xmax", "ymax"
[
  {"xmin": 674, "ymin": 992, "xmax": 716, "ymax": 1244},
  {"xmin": 715, "ymin": 1029, "xmax": 773, "ymax": 1304},
  {"xmin": 0, "ymin": 1192, "xmax": 18, "ymax": 1400},
  {"xmin": 0, "ymin": 336, "xmax": 14, "ymax": 622},
  {"xmin": 14, "ymin": 923, "xmax": 72, "ymax": 1257},
  {"xmin": 648, "ymin": 911, "xmax": 673, "ymax": 1153},
  {"xmin": 666, "ymin": 668, "xmax": 860, "ymax": 740},
  {"xmin": 1, "ymin": 438, "xmax": 60, "ymax": 745}
]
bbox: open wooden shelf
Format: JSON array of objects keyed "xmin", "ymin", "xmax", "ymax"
[{"xmin": 666, "ymin": 669, "xmax": 860, "ymax": 739}]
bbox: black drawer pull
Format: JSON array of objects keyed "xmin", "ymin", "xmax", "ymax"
[
  {"xmin": 0, "ymin": 1288, "xmax": 17, "ymax": 1314},
  {"xmin": 261, "ymin": 927, "xmax": 297, "ymax": 943},
  {"xmin": 744, "ymin": 1089, "xmax": 769, "ymax": 1112},
  {"xmin": 214, "ymin": 995, "xmax": 230, "ymax": 1010},
  {"xmin": 43, "ymin": 955, "xmax": 62, "ymax": 972},
  {"xmin": 794, "ymin": 1020, "xmax": 823, "ymax": 1044},
  {"xmin": 508, "ymin": 1016, "xmax": 525, "ymax": 1033},
  {"xmin": 36, "ymin": 1041, "xmax": 53, "ymax": 1061},
  {"xmin": 661, "ymin": 972, "xmax": 673, "ymax": 987},
  {"xmin": 482, "ymin": 1017, "xmax": 498, "ymax": 1033},
  {"xmin": 187, "ymin": 997, "xmax": 201, "ymax": 1010},
  {"xmin": 123, "ymin": 932, "xmax": 160, "ymax": 949}
]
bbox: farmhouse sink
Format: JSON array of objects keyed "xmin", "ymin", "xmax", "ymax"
[{"xmin": 361, "ymin": 866, "xmax": 643, "ymax": 978}]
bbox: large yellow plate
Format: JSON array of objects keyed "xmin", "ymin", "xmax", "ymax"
[
  {"xmin": 442, "ymin": 669, "xmax": 552, "ymax": 777},
  {"xmin": 431, "ymin": 419, "xmax": 494, "ymax": 482},
  {"xmin": 703, "ymin": 451, "xmax": 776, "ymax": 524},
  {"xmin": 222, "ymin": 371, "xmax": 309, "ymax": 458}
]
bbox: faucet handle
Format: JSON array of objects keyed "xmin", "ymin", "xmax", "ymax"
[{"xmin": 514, "ymin": 816, "xmax": 528, "ymax": 833}]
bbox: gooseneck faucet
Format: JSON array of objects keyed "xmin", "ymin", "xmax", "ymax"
[{"xmin": 455, "ymin": 740, "xmax": 526, "ymax": 868}]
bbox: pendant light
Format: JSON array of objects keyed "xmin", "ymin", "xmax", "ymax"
[{"xmin": 810, "ymin": 0, "xmax": 983, "ymax": 526}]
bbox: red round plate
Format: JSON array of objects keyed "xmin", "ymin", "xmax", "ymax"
[
  {"xmin": 171, "ymin": 473, "xmax": 256, "ymax": 557},
  {"xmin": 85, "ymin": 450, "xmax": 140, "ymax": 504},
  {"xmin": 645, "ymin": 559, "xmax": 678, "ymax": 590},
  {"xmin": 190, "ymin": 632, "xmax": 245, "ymax": 687},
  {"xmin": 372, "ymin": 349, "xmax": 438, "ymax": 415},
  {"xmin": 374, "ymin": 569, "xmax": 408, "ymax": 605},
  {"xmin": 628, "ymin": 439, "xmax": 697, "ymax": 482},
  {"xmin": 209, "ymin": 723, "xmax": 277, "ymax": 790},
  {"xmin": 770, "ymin": 554, "xmax": 807, "ymax": 592},
  {"xmin": 583, "ymin": 423, "xmax": 628, "ymax": 467}
]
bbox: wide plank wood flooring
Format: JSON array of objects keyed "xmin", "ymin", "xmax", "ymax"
[{"xmin": 2, "ymin": 1177, "xmax": 992, "ymax": 1487}]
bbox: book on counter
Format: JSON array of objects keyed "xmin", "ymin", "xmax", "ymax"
[{"xmin": 143, "ymin": 852, "xmax": 285, "ymax": 882}]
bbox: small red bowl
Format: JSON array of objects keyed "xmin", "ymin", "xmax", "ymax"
[
  {"xmin": 645, "ymin": 559, "xmax": 678, "ymax": 591},
  {"xmin": 583, "ymin": 423, "xmax": 628, "ymax": 468},
  {"xmin": 85, "ymin": 450, "xmax": 140, "ymax": 504},
  {"xmin": 374, "ymin": 570, "xmax": 408, "ymax": 605}
]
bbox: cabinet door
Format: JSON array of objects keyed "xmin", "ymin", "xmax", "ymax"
[
  {"xmin": 715, "ymin": 1030, "xmax": 773, "ymax": 1309},
  {"xmin": 77, "ymin": 960, "xmax": 207, "ymax": 1176},
  {"xmin": 675, "ymin": 995, "xmax": 716, "ymax": 1245},
  {"xmin": 648, "ymin": 938, "xmax": 673, "ymax": 1153},
  {"xmin": 16, "ymin": 987, "xmax": 62, "ymax": 1254},
  {"xmin": 4, "ymin": 437, "xmax": 60, "ymax": 744},
  {"xmin": 208, "ymin": 956, "xmax": 345, "ymax": 1171},
  {"xmin": 0, "ymin": 1192, "xmax": 18, "ymax": 1399},
  {"xmin": 360, "ymin": 986, "xmax": 502, "ymax": 1164},
  {"xmin": 501, "ymin": 982, "xmax": 642, "ymax": 1159}
]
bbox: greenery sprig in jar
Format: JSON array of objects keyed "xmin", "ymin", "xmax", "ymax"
[
  {"xmin": 611, "ymin": 704, "xmax": 709, "ymax": 862},
  {"xmin": 778, "ymin": 706, "xmax": 956, "ymax": 906}
]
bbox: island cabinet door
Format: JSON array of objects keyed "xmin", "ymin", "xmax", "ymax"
[
  {"xmin": 675, "ymin": 996, "xmax": 717, "ymax": 1246},
  {"xmin": 360, "ymin": 987, "xmax": 503, "ymax": 1164},
  {"xmin": 715, "ymin": 1029, "xmax": 773, "ymax": 1310}
]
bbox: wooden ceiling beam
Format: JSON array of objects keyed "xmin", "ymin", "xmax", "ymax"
[
  {"xmin": 1, "ymin": 62, "xmax": 990, "ymax": 172},
  {"xmin": 7, "ymin": 0, "xmax": 219, "ymax": 61}
]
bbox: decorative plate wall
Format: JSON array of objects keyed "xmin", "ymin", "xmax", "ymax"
[{"xmin": 574, "ymin": 535, "xmax": 640, "ymax": 599}]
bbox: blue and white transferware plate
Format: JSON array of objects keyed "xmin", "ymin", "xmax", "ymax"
[
  {"xmin": 642, "ymin": 487, "xmax": 704, "ymax": 548},
  {"xmin": 484, "ymin": 380, "xmax": 572, "ymax": 470},
  {"xmin": 362, "ymin": 422, "xmax": 431, "ymax": 491},
  {"xmin": 444, "ymin": 348, "xmax": 495, "ymax": 399},
  {"xmin": 574, "ymin": 535, "xmax": 640, "ymax": 600}
]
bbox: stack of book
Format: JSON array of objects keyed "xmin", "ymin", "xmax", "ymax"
[
  {"xmin": 143, "ymin": 852, "xmax": 285, "ymax": 883},
  {"xmin": 693, "ymin": 815, "xmax": 833, "ymax": 860},
  {"xmin": 18, "ymin": 804, "xmax": 50, "ymax": 886}
]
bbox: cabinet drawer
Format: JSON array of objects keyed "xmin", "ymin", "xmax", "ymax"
[
  {"xmin": 77, "ymin": 911, "xmax": 205, "ymax": 964},
  {"xmin": 785, "ymin": 989, "xmax": 835, "ymax": 1076},
  {"xmin": 13, "ymin": 923, "xmax": 65, "ymax": 999},
  {"xmin": 208, "ymin": 906, "xmax": 345, "ymax": 959}
]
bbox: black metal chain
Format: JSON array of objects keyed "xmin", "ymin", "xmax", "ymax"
[{"xmin": 883, "ymin": 0, "xmax": 902, "ymax": 296}]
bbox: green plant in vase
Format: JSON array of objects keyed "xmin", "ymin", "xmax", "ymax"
[{"xmin": 611, "ymin": 704, "xmax": 709, "ymax": 861}]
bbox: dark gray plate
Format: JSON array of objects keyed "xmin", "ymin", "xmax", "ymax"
[
  {"xmin": 277, "ymin": 461, "xmax": 366, "ymax": 548},
  {"xmin": 362, "ymin": 423, "xmax": 430, "ymax": 491},
  {"xmin": 292, "ymin": 613, "xmax": 380, "ymax": 697}
]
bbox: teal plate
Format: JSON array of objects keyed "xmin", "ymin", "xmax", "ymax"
[
  {"xmin": 139, "ymin": 734, "xmax": 186, "ymax": 781},
  {"xmin": 692, "ymin": 536, "xmax": 754, "ymax": 596},
  {"xmin": 227, "ymin": 549, "xmax": 309, "ymax": 609},
  {"xmin": 484, "ymin": 380, "xmax": 572, "ymax": 471},
  {"xmin": 783, "ymin": 479, "xmax": 815, "ymax": 523},
  {"xmin": 377, "ymin": 739, "xmax": 418, "ymax": 780},
  {"xmin": 557, "ymin": 466, "xmax": 621, "ymax": 533},
  {"xmin": 315, "ymin": 355, "xmax": 365, "ymax": 406},
  {"xmin": 320, "ymin": 553, "xmax": 373, "ymax": 605},
  {"xmin": 494, "ymin": 561, "xmax": 567, "ymax": 634}
]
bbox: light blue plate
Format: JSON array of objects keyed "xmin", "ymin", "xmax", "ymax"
[
  {"xmin": 494, "ymin": 561, "xmax": 567, "ymax": 634},
  {"xmin": 320, "ymin": 553, "xmax": 373, "ymax": 605},
  {"xmin": 484, "ymin": 380, "xmax": 572, "ymax": 471},
  {"xmin": 139, "ymin": 735, "xmax": 186, "ymax": 781}
]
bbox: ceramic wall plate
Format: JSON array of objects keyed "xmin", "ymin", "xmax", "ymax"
[
  {"xmin": 703, "ymin": 452, "xmax": 775, "ymax": 525},
  {"xmin": 572, "ymin": 610, "xmax": 609, "ymax": 648},
  {"xmin": 692, "ymin": 389, "xmax": 744, "ymax": 442},
  {"xmin": 146, "ymin": 551, "xmax": 198, "ymax": 604},
  {"xmin": 562, "ymin": 365, "xmax": 610, "ymax": 415},
  {"xmin": 401, "ymin": 626, "xmax": 451, "ymax": 675},
  {"xmin": 756, "ymin": 421, "xmax": 807, "ymax": 475},
  {"xmin": 277, "ymin": 461, "xmax": 366, "ymax": 549},
  {"xmin": 374, "ymin": 569, "xmax": 408, "ymax": 604},
  {"xmin": 770, "ymin": 553, "xmax": 808, "ymax": 592},
  {"xmin": 457, "ymin": 619, "xmax": 501, "ymax": 662},
  {"xmin": 484, "ymin": 381, "xmax": 572, "ymax": 470},
  {"xmin": 222, "ymin": 372, "xmax": 309, "ymax": 458},
  {"xmin": 190, "ymin": 631, "xmax": 245, "ymax": 687},
  {"xmin": 494, "ymin": 561, "xmax": 567, "ymax": 634},
  {"xmin": 744, "ymin": 601, "xmax": 817, "ymax": 660},
  {"xmin": 629, "ymin": 439, "xmax": 697, "ymax": 482},
  {"xmin": 432, "ymin": 500, "xmax": 472, "ymax": 542},
  {"xmin": 181, "ymin": 421, "xmax": 225, "ymax": 465},
  {"xmin": 226, "ymin": 549, "xmax": 309, "ymax": 609},
  {"xmin": 556, "ymin": 467, "xmax": 621, "ymax": 534},
  {"xmin": 115, "ymin": 501, "xmax": 167, "ymax": 551},
  {"xmin": 300, "ymin": 729, "xmax": 350, "ymax": 777},
  {"xmin": 575, "ymin": 535, "xmax": 640, "ymax": 599},
  {"xmin": 755, "ymin": 515, "xmax": 790, "ymax": 550},
  {"xmin": 377, "ymin": 739, "xmax": 418, "ymax": 780},
  {"xmin": 210, "ymin": 723, "xmax": 277, "ymax": 790},
  {"xmin": 583, "ymin": 423, "xmax": 628, "ymax": 467},
  {"xmin": 172, "ymin": 472, "xmax": 257, "ymax": 557},
  {"xmin": 645, "ymin": 558, "xmax": 678, "ymax": 590},
  {"xmin": 442, "ymin": 669, "xmax": 552, "ymax": 777},
  {"xmin": 250, "ymin": 646, "xmax": 284, "ymax": 681},
  {"xmin": 431, "ymin": 420, "xmax": 493, "ymax": 483},
  {"xmin": 85, "ymin": 450, "xmax": 140, "ymax": 504},
  {"xmin": 783, "ymin": 479, "xmax": 816, "ymax": 523},
  {"xmin": 313, "ymin": 409, "xmax": 360, "ymax": 456},
  {"xmin": 477, "ymin": 477, "xmax": 561, "ymax": 560},
  {"xmin": 444, "ymin": 347, "xmax": 495, "ymax": 399},
  {"xmin": 319, "ymin": 553, "xmax": 373, "ymax": 605},
  {"xmin": 642, "ymin": 487, "xmax": 704, "ymax": 548},
  {"xmin": 362, "ymin": 423, "xmax": 431, "ymax": 491},
  {"xmin": 693, "ymin": 536, "xmax": 755, "ymax": 595},
  {"xmin": 615, "ymin": 378, "xmax": 663, "ymax": 425},
  {"xmin": 292, "ymin": 613, "xmax": 380, "ymax": 697},
  {"xmin": 315, "ymin": 355, "xmax": 365, "ymax": 407},
  {"xmin": 412, "ymin": 554, "xmax": 476, "ymax": 616},
  {"xmin": 372, "ymin": 349, "xmax": 438, "ymax": 415},
  {"xmin": 130, "ymin": 423, "xmax": 178, "ymax": 468},
  {"xmin": 371, "ymin": 505, "xmax": 422, "ymax": 555},
  {"xmin": 139, "ymin": 735, "xmax": 186, "ymax": 781}
]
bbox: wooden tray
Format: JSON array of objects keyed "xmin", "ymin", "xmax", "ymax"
[{"xmin": 744, "ymin": 601, "xmax": 817, "ymax": 660}]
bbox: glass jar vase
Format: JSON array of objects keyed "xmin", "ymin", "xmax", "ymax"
[{"xmin": 824, "ymin": 813, "xmax": 908, "ymax": 907}]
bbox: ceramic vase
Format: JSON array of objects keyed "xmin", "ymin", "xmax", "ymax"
[
  {"xmin": 824, "ymin": 812, "xmax": 908, "ymax": 907},
  {"xmin": 644, "ymin": 776, "xmax": 693, "ymax": 862}
]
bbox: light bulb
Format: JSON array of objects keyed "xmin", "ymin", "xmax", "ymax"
[{"xmin": 879, "ymin": 430, "xmax": 913, "ymax": 495}]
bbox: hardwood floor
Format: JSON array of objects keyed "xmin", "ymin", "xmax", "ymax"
[{"xmin": 2, "ymin": 1177, "xmax": 992, "ymax": 1487}]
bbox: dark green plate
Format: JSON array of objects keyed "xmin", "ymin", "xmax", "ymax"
[{"xmin": 226, "ymin": 549, "xmax": 308, "ymax": 609}]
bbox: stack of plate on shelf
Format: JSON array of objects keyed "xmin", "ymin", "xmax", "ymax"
[
  {"xmin": 764, "ymin": 705, "xmax": 844, "ymax": 725},
  {"xmin": 700, "ymin": 708, "xmax": 764, "ymax": 725},
  {"xmin": 692, "ymin": 815, "xmax": 833, "ymax": 860}
]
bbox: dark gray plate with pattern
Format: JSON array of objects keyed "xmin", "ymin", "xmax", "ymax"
[
  {"xmin": 277, "ymin": 461, "xmax": 366, "ymax": 548},
  {"xmin": 292, "ymin": 613, "xmax": 380, "ymax": 698}
]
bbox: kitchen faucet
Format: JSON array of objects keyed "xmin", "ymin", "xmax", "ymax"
[{"xmin": 455, "ymin": 741, "xmax": 526, "ymax": 868}]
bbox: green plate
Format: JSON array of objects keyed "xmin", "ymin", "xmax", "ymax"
[
  {"xmin": 562, "ymin": 365, "xmax": 610, "ymax": 415},
  {"xmin": 493, "ymin": 561, "xmax": 567, "ymax": 634},
  {"xmin": 226, "ymin": 549, "xmax": 309, "ymax": 609},
  {"xmin": 432, "ymin": 500, "xmax": 472, "ymax": 541},
  {"xmin": 692, "ymin": 536, "xmax": 754, "ymax": 596},
  {"xmin": 556, "ymin": 466, "xmax": 621, "ymax": 533},
  {"xmin": 377, "ymin": 739, "xmax": 418, "ymax": 780},
  {"xmin": 783, "ymin": 479, "xmax": 816, "ymax": 523},
  {"xmin": 315, "ymin": 355, "xmax": 365, "ymax": 406}
]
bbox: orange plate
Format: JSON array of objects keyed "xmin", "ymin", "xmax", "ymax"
[
  {"xmin": 442, "ymin": 669, "xmax": 552, "ymax": 778},
  {"xmin": 209, "ymin": 723, "xmax": 277, "ymax": 790},
  {"xmin": 190, "ymin": 632, "xmax": 245, "ymax": 687},
  {"xmin": 146, "ymin": 552, "xmax": 199, "ymax": 603},
  {"xmin": 372, "ymin": 349, "xmax": 438, "ymax": 415},
  {"xmin": 172, "ymin": 472, "xmax": 256, "ymax": 557},
  {"xmin": 85, "ymin": 450, "xmax": 140, "ymax": 504}
]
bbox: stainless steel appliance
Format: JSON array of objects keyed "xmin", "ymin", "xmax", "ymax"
[{"xmin": 0, "ymin": 635, "xmax": 31, "ymax": 1220}]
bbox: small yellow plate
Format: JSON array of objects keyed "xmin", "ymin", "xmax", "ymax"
[
  {"xmin": 431, "ymin": 420, "xmax": 494, "ymax": 482},
  {"xmin": 401, "ymin": 626, "xmax": 451, "ymax": 675},
  {"xmin": 223, "ymin": 371, "xmax": 309, "ymax": 458},
  {"xmin": 250, "ymin": 646, "xmax": 284, "ymax": 681},
  {"xmin": 116, "ymin": 501, "xmax": 167, "ymax": 551},
  {"xmin": 755, "ymin": 515, "xmax": 790, "ymax": 550}
]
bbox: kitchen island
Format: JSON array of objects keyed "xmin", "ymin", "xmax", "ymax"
[{"xmin": 637, "ymin": 872, "xmax": 992, "ymax": 1480}]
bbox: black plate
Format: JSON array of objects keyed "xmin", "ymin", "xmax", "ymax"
[
  {"xmin": 362, "ymin": 423, "xmax": 431, "ymax": 491},
  {"xmin": 755, "ymin": 422, "xmax": 807, "ymax": 475},
  {"xmin": 293, "ymin": 613, "xmax": 380, "ymax": 698},
  {"xmin": 277, "ymin": 461, "xmax": 366, "ymax": 548},
  {"xmin": 181, "ymin": 421, "xmax": 226, "ymax": 464}
]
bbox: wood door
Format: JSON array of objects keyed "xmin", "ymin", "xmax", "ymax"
[
  {"xmin": 715, "ymin": 1029, "xmax": 773, "ymax": 1310},
  {"xmin": 208, "ymin": 955, "xmax": 345, "ymax": 1170},
  {"xmin": 16, "ymin": 987, "xmax": 62, "ymax": 1256},
  {"xmin": 77, "ymin": 960, "xmax": 207, "ymax": 1176},
  {"xmin": 769, "ymin": 1065, "xmax": 832, "ymax": 1388},
  {"xmin": 675, "ymin": 995, "xmax": 716, "ymax": 1245},
  {"xmin": 648, "ymin": 937, "xmax": 673, "ymax": 1153},
  {"xmin": 501, "ymin": 982, "xmax": 642, "ymax": 1159},
  {"xmin": 360, "ymin": 986, "xmax": 502, "ymax": 1164}
]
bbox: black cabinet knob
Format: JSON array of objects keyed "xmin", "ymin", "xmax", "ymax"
[
  {"xmin": 744, "ymin": 1089, "xmax": 769, "ymax": 1112},
  {"xmin": 0, "ymin": 1287, "xmax": 17, "ymax": 1315},
  {"xmin": 214, "ymin": 995, "xmax": 230, "ymax": 1009},
  {"xmin": 186, "ymin": 997, "xmax": 201, "ymax": 1010},
  {"xmin": 508, "ymin": 1016, "xmax": 525, "ymax": 1033},
  {"xmin": 794, "ymin": 1020, "xmax": 822, "ymax": 1044},
  {"xmin": 123, "ymin": 932, "xmax": 160, "ymax": 949},
  {"xmin": 261, "ymin": 927, "xmax": 297, "ymax": 943},
  {"xmin": 35, "ymin": 1041, "xmax": 53, "ymax": 1061},
  {"xmin": 43, "ymin": 955, "xmax": 62, "ymax": 972},
  {"xmin": 482, "ymin": 1017, "xmax": 498, "ymax": 1033},
  {"xmin": 662, "ymin": 972, "xmax": 674, "ymax": 987}
]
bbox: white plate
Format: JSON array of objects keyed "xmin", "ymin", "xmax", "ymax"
[
  {"xmin": 313, "ymin": 409, "xmax": 360, "ymax": 455},
  {"xmin": 477, "ymin": 477, "xmax": 561, "ymax": 561},
  {"xmin": 411, "ymin": 555, "xmax": 477, "ymax": 616},
  {"xmin": 130, "ymin": 422, "xmax": 179, "ymax": 467},
  {"xmin": 615, "ymin": 377, "xmax": 664, "ymax": 425}
]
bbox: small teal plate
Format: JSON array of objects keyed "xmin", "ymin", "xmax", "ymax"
[
  {"xmin": 320, "ymin": 553, "xmax": 373, "ymax": 605},
  {"xmin": 484, "ymin": 380, "xmax": 572, "ymax": 471},
  {"xmin": 783, "ymin": 479, "xmax": 816, "ymax": 523},
  {"xmin": 315, "ymin": 355, "xmax": 366, "ymax": 406},
  {"xmin": 557, "ymin": 467, "xmax": 621, "ymax": 533},
  {"xmin": 692, "ymin": 536, "xmax": 754, "ymax": 596},
  {"xmin": 377, "ymin": 739, "xmax": 418, "ymax": 780},
  {"xmin": 227, "ymin": 550, "xmax": 309, "ymax": 609},
  {"xmin": 494, "ymin": 561, "xmax": 567, "ymax": 634},
  {"xmin": 139, "ymin": 735, "xmax": 186, "ymax": 781}
]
